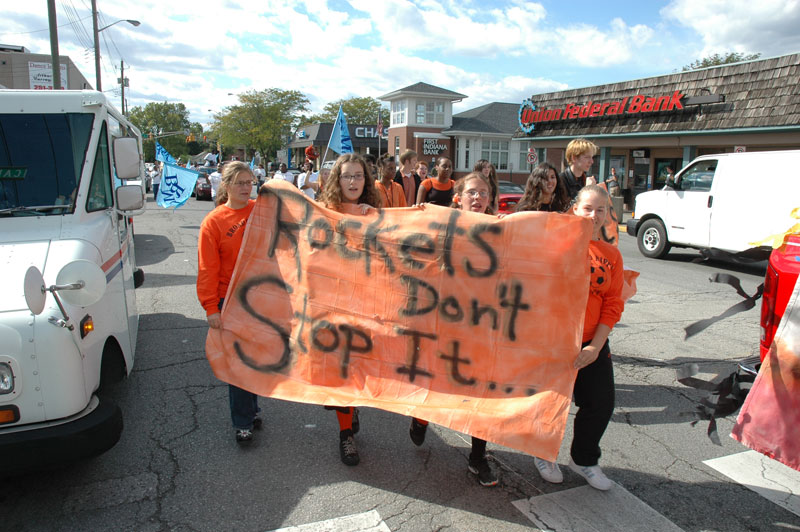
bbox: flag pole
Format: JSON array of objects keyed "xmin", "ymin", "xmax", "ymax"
[{"xmin": 377, "ymin": 110, "xmax": 381, "ymax": 161}]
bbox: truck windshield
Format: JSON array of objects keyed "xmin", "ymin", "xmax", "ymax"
[{"xmin": 0, "ymin": 113, "xmax": 93, "ymax": 216}]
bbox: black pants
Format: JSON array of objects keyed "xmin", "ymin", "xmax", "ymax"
[{"xmin": 570, "ymin": 340, "xmax": 614, "ymax": 467}]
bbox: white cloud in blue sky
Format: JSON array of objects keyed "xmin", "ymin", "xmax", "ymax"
[{"xmin": 1, "ymin": 0, "xmax": 798, "ymax": 125}]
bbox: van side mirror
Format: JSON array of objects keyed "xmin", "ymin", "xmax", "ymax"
[
  {"xmin": 113, "ymin": 137, "xmax": 141, "ymax": 179},
  {"xmin": 116, "ymin": 184, "xmax": 145, "ymax": 212}
]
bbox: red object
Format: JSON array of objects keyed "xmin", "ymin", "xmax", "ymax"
[
  {"xmin": 305, "ymin": 145, "xmax": 318, "ymax": 160},
  {"xmin": 759, "ymin": 234, "xmax": 800, "ymax": 360},
  {"xmin": 497, "ymin": 180, "xmax": 523, "ymax": 214}
]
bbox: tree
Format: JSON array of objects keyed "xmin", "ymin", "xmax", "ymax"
[
  {"xmin": 128, "ymin": 102, "xmax": 195, "ymax": 162},
  {"xmin": 682, "ymin": 52, "xmax": 761, "ymax": 71},
  {"xmin": 212, "ymin": 89, "xmax": 309, "ymax": 162},
  {"xmin": 310, "ymin": 96, "xmax": 385, "ymax": 125}
]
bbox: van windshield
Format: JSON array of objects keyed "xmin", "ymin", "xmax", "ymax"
[{"xmin": 0, "ymin": 113, "xmax": 93, "ymax": 216}]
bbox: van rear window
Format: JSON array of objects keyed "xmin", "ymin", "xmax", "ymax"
[{"xmin": 0, "ymin": 113, "xmax": 93, "ymax": 216}]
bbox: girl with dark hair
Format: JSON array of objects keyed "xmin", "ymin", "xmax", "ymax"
[
  {"xmin": 416, "ymin": 156, "xmax": 455, "ymax": 206},
  {"xmin": 473, "ymin": 159, "xmax": 499, "ymax": 213},
  {"xmin": 515, "ymin": 162, "xmax": 570, "ymax": 213},
  {"xmin": 318, "ymin": 153, "xmax": 381, "ymax": 466}
]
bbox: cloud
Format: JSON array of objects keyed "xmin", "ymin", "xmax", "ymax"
[
  {"xmin": 662, "ymin": 0, "xmax": 800, "ymax": 57},
  {"xmin": 555, "ymin": 18, "xmax": 654, "ymax": 67}
]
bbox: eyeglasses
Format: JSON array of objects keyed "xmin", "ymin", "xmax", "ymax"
[
  {"xmin": 340, "ymin": 174, "xmax": 365, "ymax": 182},
  {"xmin": 463, "ymin": 189, "xmax": 488, "ymax": 198},
  {"xmin": 232, "ymin": 180, "xmax": 255, "ymax": 187}
]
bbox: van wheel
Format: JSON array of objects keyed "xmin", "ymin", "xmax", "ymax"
[{"xmin": 638, "ymin": 219, "xmax": 671, "ymax": 258}]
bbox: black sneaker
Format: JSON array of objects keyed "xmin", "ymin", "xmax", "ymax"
[
  {"xmin": 339, "ymin": 429, "xmax": 360, "ymax": 466},
  {"xmin": 352, "ymin": 408, "xmax": 360, "ymax": 435},
  {"xmin": 235, "ymin": 428, "xmax": 253, "ymax": 443},
  {"xmin": 252, "ymin": 417, "xmax": 263, "ymax": 430},
  {"xmin": 409, "ymin": 418, "xmax": 427, "ymax": 446},
  {"xmin": 468, "ymin": 458, "xmax": 498, "ymax": 487}
]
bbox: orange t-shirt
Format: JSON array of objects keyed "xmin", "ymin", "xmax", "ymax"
[
  {"xmin": 376, "ymin": 181, "xmax": 408, "ymax": 208},
  {"xmin": 196, "ymin": 200, "xmax": 255, "ymax": 315},
  {"xmin": 583, "ymin": 239, "xmax": 625, "ymax": 343}
]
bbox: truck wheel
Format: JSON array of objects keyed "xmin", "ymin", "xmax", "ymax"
[{"xmin": 638, "ymin": 219, "xmax": 671, "ymax": 258}]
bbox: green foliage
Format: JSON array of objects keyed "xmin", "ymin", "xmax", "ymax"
[
  {"xmin": 310, "ymin": 96, "xmax": 386, "ymax": 125},
  {"xmin": 212, "ymin": 89, "xmax": 309, "ymax": 162},
  {"xmin": 682, "ymin": 52, "xmax": 761, "ymax": 71},
  {"xmin": 128, "ymin": 102, "xmax": 206, "ymax": 162}
]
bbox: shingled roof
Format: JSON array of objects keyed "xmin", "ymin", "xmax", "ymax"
[
  {"xmin": 380, "ymin": 82, "xmax": 467, "ymax": 101},
  {"xmin": 515, "ymin": 52, "xmax": 800, "ymax": 139},
  {"xmin": 443, "ymin": 102, "xmax": 520, "ymax": 135}
]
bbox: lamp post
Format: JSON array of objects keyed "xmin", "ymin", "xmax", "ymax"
[{"xmin": 91, "ymin": 0, "xmax": 140, "ymax": 91}]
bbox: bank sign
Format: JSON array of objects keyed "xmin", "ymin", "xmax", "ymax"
[{"xmin": 518, "ymin": 90, "xmax": 685, "ymax": 133}]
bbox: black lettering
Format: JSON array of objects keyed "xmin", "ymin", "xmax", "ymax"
[
  {"xmin": 395, "ymin": 327, "xmax": 435, "ymax": 382},
  {"xmin": 464, "ymin": 224, "xmax": 500, "ymax": 278},
  {"xmin": 307, "ymin": 217, "xmax": 333, "ymax": 250},
  {"xmin": 428, "ymin": 209, "xmax": 464, "ymax": 276},
  {"xmin": 292, "ymin": 294, "xmax": 310, "ymax": 353},
  {"xmin": 363, "ymin": 210, "xmax": 398, "ymax": 275},
  {"xmin": 235, "ymin": 275, "xmax": 293, "ymax": 373},
  {"xmin": 399, "ymin": 232, "xmax": 436, "ymax": 270},
  {"xmin": 337, "ymin": 324, "xmax": 373, "ymax": 379},
  {"xmin": 265, "ymin": 188, "xmax": 312, "ymax": 282},
  {"xmin": 311, "ymin": 320, "xmax": 339, "ymax": 352},
  {"xmin": 498, "ymin": 281, "xmax": 531, "ymax": 342},
  {"xmin": 334, "ymin": 218, "xmax": 365, "ymax": 263},
  {"xmin": 439, "ymin": 296, "xmax": 464, "ymax": 322},
  {"xmin": 438, "ymin": 341, "xmax": 476, "ymax": 386},
  {"xmin": 399, "ymin": 275, "xmax": 439, "ymax": 317},
  {"xmin": 470, "ymin": 299, "xmax": 498, "ymax": 330}
]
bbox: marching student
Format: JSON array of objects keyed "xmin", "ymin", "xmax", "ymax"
[
  {"xmin": 375, "ymin": 154, "xmax": 407, "ymax": 208},
  {"xmin": 515, "ymin": 162, "xmax": 571, "ymax": 214},
  {"xmin": 560, "ymin": 138, "xmax": 598, "ymax": 201},
  {"xmin": 532, "ymin": 184, "xmax": 624, "ymax": 490},
  {"xmin": 416, "ymin": 156, "xmax": 455, "ymax": 206},
  {"xmin": 196, "ymin": 161, "xmax": 262, "ymax": 443},
  {"xmin": 318, "ymin": 153, "xmax": 382, "ymax": 466},
  {"xmin": 407, "ymin": 171, "xmax": 500, "ymax": 487}
]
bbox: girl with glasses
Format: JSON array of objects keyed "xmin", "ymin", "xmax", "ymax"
[
  {"xmin": 197, "ymin": 161, "xmax": 262, "ymax": 443},
  {"xmin": 317, "ymin": 153, "xmax": 381, "ymax": 465}
]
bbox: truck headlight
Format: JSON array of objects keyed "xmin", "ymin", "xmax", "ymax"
[{"xmin": 0, "ymin": 362, "xmax": 14, "ymax": 394}]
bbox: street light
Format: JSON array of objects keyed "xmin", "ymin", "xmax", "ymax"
[{"xmin": 92, "ymin": 0, "xmax": 140, "ymax": 91}]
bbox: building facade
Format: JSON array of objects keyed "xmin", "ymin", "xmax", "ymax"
[
  {"xmin": 515, "ymin": 53, "xmax": 800, "ymax": 207},
  {"xmin": 0, "ymin": 45, "xmax": 92, "ymax": 90},
  {"xmin": 287, "ymin": 122, "xmax": 390, "ymax": 167}
]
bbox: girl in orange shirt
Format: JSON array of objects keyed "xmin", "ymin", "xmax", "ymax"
[
  {"xmin": 375, "ymin": 154, "xmax": 407, "ymax": 208},
  {"xmin": 532, "ymin": 184, "xmax": 624, "ymax": 491},
  {"xmin": 318, "ymin": 153, "xmax": 381, "ymax": 466},
  {"xmin": 196, "ymin": 161, "xmax": 262, "ymax": 443}
]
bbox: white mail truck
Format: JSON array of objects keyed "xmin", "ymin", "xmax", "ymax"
[{"xmin": 0, "ymin": 90, "xmax": 145, "ymax": 474}]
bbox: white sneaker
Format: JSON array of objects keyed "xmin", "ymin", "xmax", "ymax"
[
  {"xmin": 534, "ymin": 457, "xmax": 563, "ymax": 483},
  {"xmin": 569, "ymin": 458, "xmax": 612, "ymax": 490}
]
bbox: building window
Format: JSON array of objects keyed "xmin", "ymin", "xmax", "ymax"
[
  {"xmin": 391, "ymin": 101, "xmax": 406, "ymax": 125},
  {"xmin": 518, "ymin": 141, "xmax": 532, "ymax": 172},
  {"xmin": 394, "ymin": 135, "xmax": 400, "ymax": 156},
  {"xmin": 465, "ymin": 139, "xmax": 470, "ymax": 170},
  {"xmin": 481, "ymin": 140, "xmax": 509, "ymax": 171},
  {"xmin": 415, "ymin": 100, "xmax": 445, "ymax": 125}
]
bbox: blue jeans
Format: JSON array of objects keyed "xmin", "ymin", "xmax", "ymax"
[
  {"xmin": 218, "ymin": 298, "xmax": 260, "ymax": 429},
  {"xmin": 229, "ymin": 385, "xmax": 259, "ymax": 430}
]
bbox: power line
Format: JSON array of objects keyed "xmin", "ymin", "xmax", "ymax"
[
  {"xmin": 0, "ymin": 14, "xmax": 92, "ymax": 36},
  {"xmin": 61, "ymin": 0, "xmax": 93, "ymax": 50}
]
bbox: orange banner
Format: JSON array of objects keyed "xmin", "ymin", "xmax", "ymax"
[
  {"xmin": 206, "ymin": 180, "xmax": 593, "ymax": 459},
  {"xmin": 732, "ymin": 276, "xmax": 800, "ymax": 471}
]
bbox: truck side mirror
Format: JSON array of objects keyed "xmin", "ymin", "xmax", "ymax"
[
  {"xmin": 116, "ymin": 184, "xmax": 145, "ymax": 212},
  {"xmin": 113, "ymin": 137, "xmax": 141, "ymax": 179}
]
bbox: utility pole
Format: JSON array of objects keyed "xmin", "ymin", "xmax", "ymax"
[
  {"xmin": 119, "ymin": 60, "xmax": 125, "ymax": 114},
  {"xmin": 47, "ymin": 0, "xmax": 61, "ymax": 89},
  {"xmin": 91, "ymin": 0, "xmax": 101, "ymax": 91}
]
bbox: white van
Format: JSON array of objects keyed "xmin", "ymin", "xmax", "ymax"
[
  {"xmin": 0, "ymin": 90, "xmax": 145, "ymax": 473},
  {"xmin": 626, "ymin": 150, "xmax": 800, "ymax": 259}
]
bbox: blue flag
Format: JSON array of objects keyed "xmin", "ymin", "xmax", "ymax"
[
  {"xmin": 155, "ymin": 141, "xmax": 177, "ymax": 164},
  {"xmin": 249, "ymin": 157, "xmax": 255, "ymax": 170},
  {"xmin": 328, "ymin": 106, "xmax": 353, "ymax": 154},
  {"xmin": 157, "ymin": 162, "xmax": 199, "ymax": 209}
]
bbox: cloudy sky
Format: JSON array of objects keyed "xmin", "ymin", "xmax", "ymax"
[{"xmin": 3, "ymin": 0, "xmax": 799, "ymax": 125}]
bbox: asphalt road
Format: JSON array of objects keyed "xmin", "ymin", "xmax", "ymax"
[{"xmin": 3, "ymin": 193, "xmax": 797, "ymax": 532}]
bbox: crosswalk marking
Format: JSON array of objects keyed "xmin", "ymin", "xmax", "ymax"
[
  {"xmin": 704, "ymin": 450, "xmax": 800, "ymax": 518},
  {"xmin": 266, "ymin": 510, "xmax": 391, "ymax": 532},
  {"xmin": 512, "ymin": 483, "xmax": 685, "ymax": 532}
]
